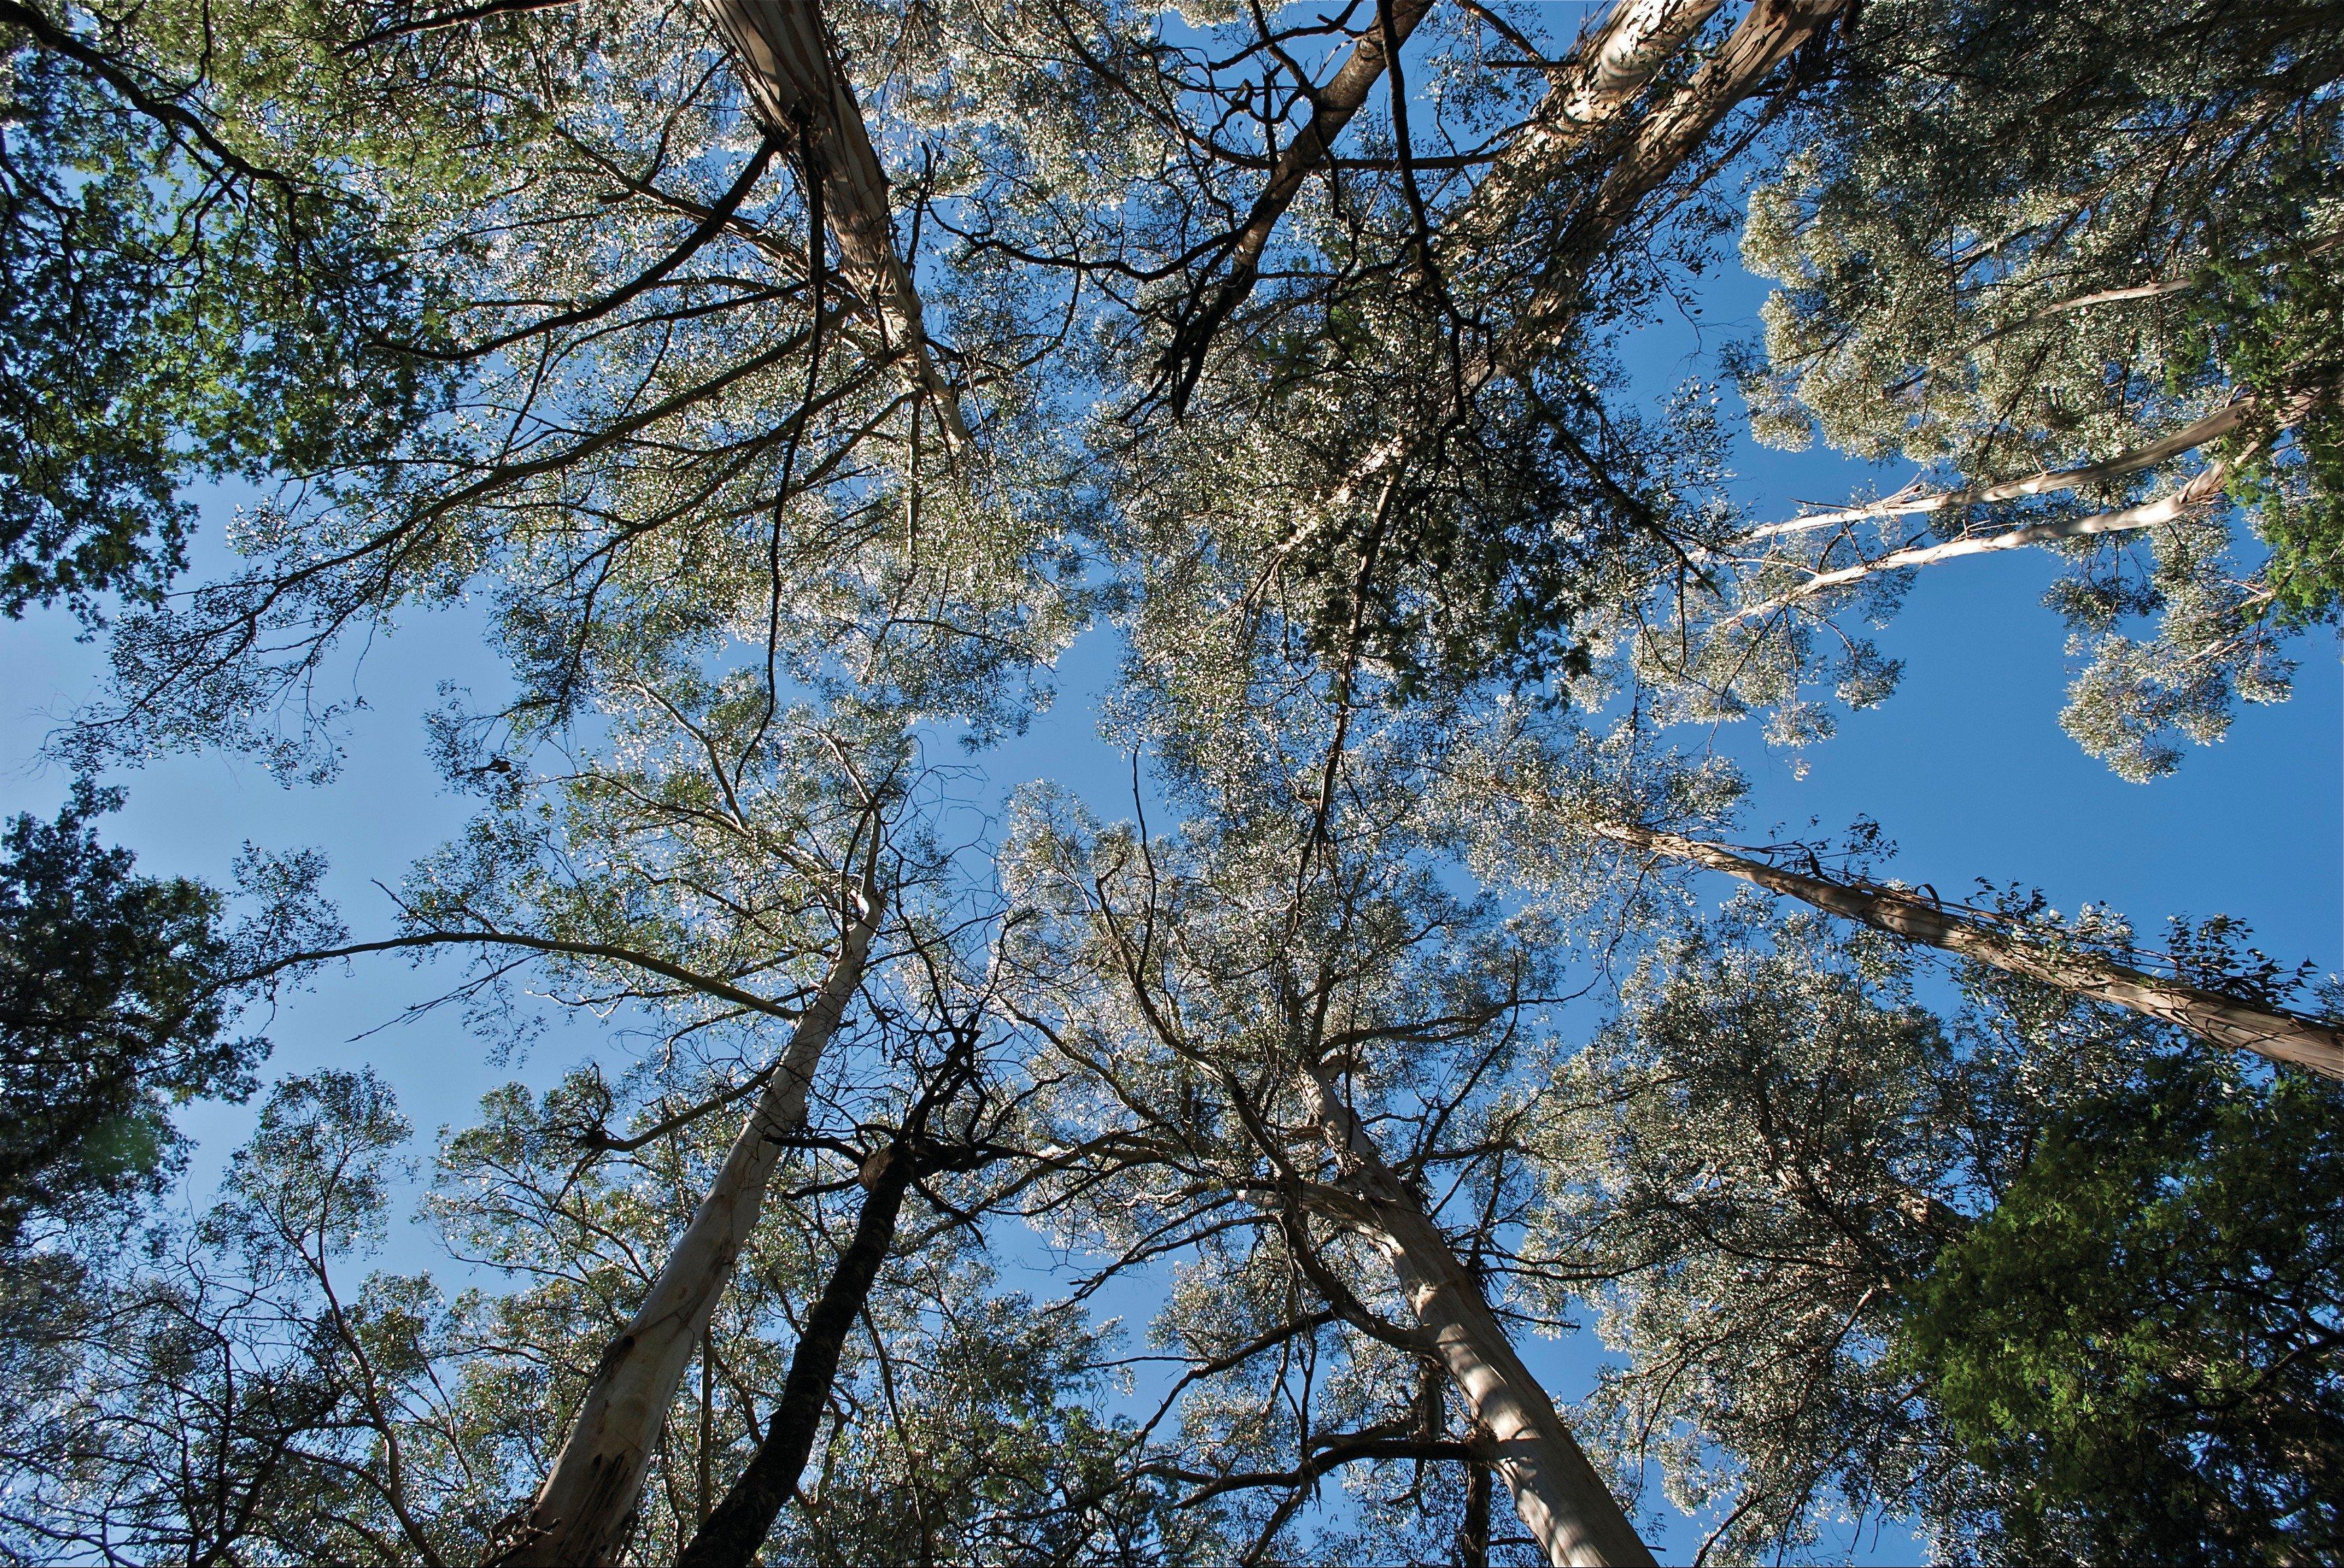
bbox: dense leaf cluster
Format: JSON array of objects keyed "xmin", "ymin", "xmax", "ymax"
[
  {"xmin": 0, "ymin": 783, "xmax": 258, "ymax": 1246},
  {"xmin": 1901, "ymin": 1054, "xmax": 2344, "ymax": 1565}
]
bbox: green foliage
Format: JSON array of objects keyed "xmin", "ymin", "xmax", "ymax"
[
  {"xmin": 1733, "ymin": 0, "xmax": 2344, "ymax": 778},
  {"xmin": 2172, "ymin": 254, "xmax": 2344, "ymax": 625},
  {"xmin": 1896, "ymin": 1056, "xmax": 2344, "ymax": 1566},
  {"xmin": 5, "ymin": 0, "xmax": 2340, "ymax": 1562},
  {"xmin": 0, "ymin": 1070, "xmax": 474, "ymax": 1565},
  {"xmin": 0, "ymin": 782, "xmax": 260, "ymax": 1245},
  {"xmin": 787, "ymin": 1277, "xmax": 1190, "ymax": 1567},
  {"xmin": 0, "ymin": 6, "xmax": 455, "ymax": 621}
]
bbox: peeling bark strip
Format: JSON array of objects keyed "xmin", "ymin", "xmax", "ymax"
[
  {"xmin": 499, "ymin": 886, "xmax": 885, "ymax": 1567},
  {"xmin": 1297, "ymin": 1069, "xmax": 1655, "ymax": 1567},
  {"xmin": 698, "ymin": 0, "xmax": 970, "ymax": 446},
  {"xmin": 1597, "ymin": 822, "xmax": 2344, "ymax": 1080},
  {"xmin": 1445, "ymin": 0, "xmax": 1729, "ymax": 252},
  {"xmin": 672, "ymin": 1141, "xmax": 914, "ymax": 1568}
]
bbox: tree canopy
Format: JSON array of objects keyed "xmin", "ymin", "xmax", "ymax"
[{"xmin": 0, "ymin": 0, "xmax": 2339, "ymax": 1563}]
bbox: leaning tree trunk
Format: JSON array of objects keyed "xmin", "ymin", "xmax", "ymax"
[
  {"xmin": 1160, "ymin": 0, "xmax": 1741, "ymax": 408},
  {"xmin": 498, "ymin": 886, "xmax": 884, "ymax": 1567},
  {"xmin": 1297, "ymin": 1070, "xmax": 1656, "ymax": 1567},
  {"xmin": 1444, "ymin": 0, "xmax": 1730, "ymax": 254},
  {"xmin": 672, "ymin": 1138, "xmax": 915, "ymax": 1568},
  {"xmin": 1597, "ymin": 822, "xmax": 2344, "ymax": 1079},
  {"xmin": 1156, "ymin": 0, "xmax": 1438, "ymax": 406},
  {"xmin": 1324, "ymin": 0, "xmax": 1848, "ymax": 514},
  {"xmin": 697, "ymin": 0, "xmax": 969, "ymax": 446},
  {"xmin": 1502, "ymin": 0, "xmax": 1848, "ymax": 359}
]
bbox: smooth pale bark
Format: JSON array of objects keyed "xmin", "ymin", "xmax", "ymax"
[
  {"xmin": 1729, "ymin": 452, "xmax": 2247, "ymax": 621},
  {"xmin": 1167, "ymin": 0, "xmax": 1743, "ymax": 410},
  {"xmin": 698, "ymin": 0, "xmax": 969, "ymax": 446},
  {"xmin": 1747, "ymin": 397, "xmax": 2261, "ymax": 540},
  {"xmin": 1503, "ymin": 0, "xmax": 1846, "ymax": 355},
  {"xmin": 1320, "ymin": 0, "xmax": 1845, "ymax": 515},
  {"xmin": 1444, "ymin": 0, "xmax": 1729, "ymax": 253},
  {"xmin": 671, "ymin": 1140, "xmax": 914, "ymax": 1568},
  {"xmin": 1596, "ymin": 822, "xmax": 2344, "ymax": 1079},
  {"xmin": 1297, "ymin": 1068, "xmax": 1656, "ymax": 1567},
  {"xmin": 1168, "ymin": 0, "xmax": 1729, "ymax": 405},
  {"xmin": 1959, "ymin": 277, "xmax": 2202, "ymax": 353},
  {"xmin": 499, "ymin": 887, "xmax": 884, "ymax": 1567}
]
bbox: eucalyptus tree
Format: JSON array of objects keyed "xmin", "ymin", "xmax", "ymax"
[
  {"xmin": 1522, "ymin": 899, "xmax": 2344, "ymax": 1565},
  {"xmin": 1685, "ymin": 0, "xmax": 2344, "ymax": 780},
  {"xmin": 1002, "ymin": 784, "xmax": 1649, "ymax": 1567},
  {"xmin": 1, "ymin": 1037, "xmax": 1171, "ymax": 1567},
  {"xmin": 0, "ymin": 0, "xmax": 459, "ymax": 621},
  {"xmin": 46, "ymin": 0, "xmax": 1872, "ymax": 773},
  {"xmin": 366, "ymin": 677, "xmax": 990, "ymax": 1563},
  {"xmin": 2, "ymin": 677, "xmax": 1191, "ymax": 1566},
  {"xmin": 431, "ymin": 916, "xmax": 1173, "ymax": 1568},
  {"xmin": 990, "ymin": 583, "xmax": 1693, "ymax": 1565},
  {"xmin": 58, "ymin": 0, "xmax": 1084, "ymax": 784},
  {"xmin": 971, "ymin": 0, "xmax": 1860, "ymax": 697},
  {"xmin": 296, "ymin": 662, "xmax": 1181, "ymax": 1564}
]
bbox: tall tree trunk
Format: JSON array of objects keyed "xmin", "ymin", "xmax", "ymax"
[
  {"xmin": 1323, "ymin": 0, "xmax": 1846, "ymax": 514},
  {"xmin": 673, "ymin": 1140, "xmax": 915, "ymax": 1568},
  {"xmin": 1297, "ymin": 1069, "xmax": 1655, "ymax": 1567},
  {"xmin": 1502, "ymin": 0, "xmax": 1846, "ymax": 360},
  {"xmin": 1596, "ymin": 822, "xmax": 2344, "ymax": 1079},
  {"xmin": 697, "ymin": 0, "xmax": 970, "ymax": 447},
  {"xmin": 1445, "ymin": 0, "xmax": 1729, "ymax": 252},
  {"xmin": 498, "ymin": 885, "xmax": 885, "ymax": 1567},
  {"xmin": 1166, "ymin": 0, "xmax": 1731, "ymax": 408}
]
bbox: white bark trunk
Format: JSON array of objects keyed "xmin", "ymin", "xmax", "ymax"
[
  {"xmin": 1596, "ymin": 822, "xmax": 2344, "ymax": 1079},
  {"xmin": 1748, "ymin": 397, "xmax": 2258, "ymax": 541},
  {"xmin": 698, "ymin": 0, "xmax": 969, "ymax": 447},
  {"xmin": 1444, "ymin": 0, "xmax": 1728, "ymax": 253},
  {"xmin": 1502, "ymin": 0, "xmax": 1846, "ymax": 355},
  {"xmin": 1297, "ymin": 1069, "xmax": 1655, "ymax": 1567},
  {"xmin": 1171, "ymin": 0, "xmax": 1726, "ymax": 407},
  {"xmin": 1321, "ymin": 0, "xmax": 1844, "ymax": 512},
  {"xmin": 1729, "ymin": 451, "xmax": 2246, "ymax": 621},
  {"xmin": 499, "ymin": 887, "xmax": 883, "ymax": 1566}
]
